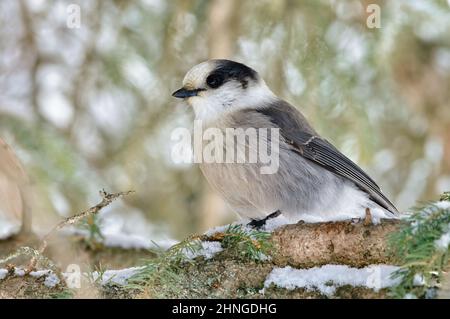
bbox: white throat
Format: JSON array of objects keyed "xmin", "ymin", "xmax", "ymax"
[{"xmin": 189, "ymin": 81, "xmax": 276, "ymax": 123}]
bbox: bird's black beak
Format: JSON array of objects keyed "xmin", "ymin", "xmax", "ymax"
[{"xmin": 172, "ymin": 87, "xmax": 200, "ymax": 99}]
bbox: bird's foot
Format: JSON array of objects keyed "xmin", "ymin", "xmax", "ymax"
[
  {"xmin": 363, "ymin": 208, "xmax": 372, "ymax": 226},
  {"xmin": 247, "ymin": 210, "xmax": 281, "ymax": 229}
]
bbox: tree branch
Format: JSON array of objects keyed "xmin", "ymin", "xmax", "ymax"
[
  {"xmin": 25, "ymin": 190, "xmax": 133, "ymax": 273},
  {"xmin": 271, "ymin": 219, "xmax": 402, "ymax": 268}
]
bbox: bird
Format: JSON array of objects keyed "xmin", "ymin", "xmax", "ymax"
[
  {"xmin": 172, "ymin": 59, "xmax": 398, "ymax": 227},
  {"xmin": 0, "ymin": 138, "xmax": 32, "ymax": 239}
]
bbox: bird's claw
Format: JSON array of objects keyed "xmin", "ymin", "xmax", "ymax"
[{"xmin": 247, "ymin": 210, "xmax": 281, "ymax": 229}]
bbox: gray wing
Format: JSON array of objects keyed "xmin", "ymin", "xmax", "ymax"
[{"xmin": 255, "ymin": 101, "xmax": 399, "ymax": 215}]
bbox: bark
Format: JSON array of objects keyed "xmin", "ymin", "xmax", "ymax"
[
  {"xmin": 271, "ymin": 219, "xmax": 403, "ymax": 268},
  {"xmin": 134, "ymin": 219, "xmax": 404, "ymax": 299}
]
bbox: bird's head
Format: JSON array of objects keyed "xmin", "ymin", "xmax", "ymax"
[{"xmin": 172, "ymin": 59, "xmax": 275, "ymax": 122}]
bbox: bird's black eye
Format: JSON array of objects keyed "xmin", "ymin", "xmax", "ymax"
[{"xmin": 206, "ymin": 73, "xmax": 224, "ymax": 89}]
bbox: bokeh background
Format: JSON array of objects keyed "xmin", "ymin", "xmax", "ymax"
[{"xmin": 1, "ymin": 0, "xmax": 449, "ymax": 242}]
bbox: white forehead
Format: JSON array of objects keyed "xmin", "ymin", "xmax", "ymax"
[{"xmin": 182, "ymin": 61, "xmax": 216, "ymax": 89}]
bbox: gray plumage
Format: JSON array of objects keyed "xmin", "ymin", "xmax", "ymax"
[
  {"xmin": 252, "ymin": 101, "xmax": 398, "ymax": 214},
  {"xmin": 173, "ymin": 59, "xmax": 398, "ymax": 223}
]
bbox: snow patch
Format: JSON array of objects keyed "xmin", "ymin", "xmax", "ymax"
[
  {"xmin": 204, "ymin": 217, "xmax": 291, "ymax": 237},
  {"xmin": 413, "ymin": 273, "xmax": 426, "ymax": 286},
  {"xmin": 101, "ymin": 232, "xmax": 177, "ymax": 250},
  {"xmin": 203, "ymin": 209, "xmax": 394, "ymax": 236},
  {"xmin": 14, "ymin": 268, "xmax": 25, "ymax": 277},
  {"xmin": 183, "ymin": 241, "xmax": 223, "ymax": 260},
  {"xmin": 13, "ymin": 267, "xmax": 59, "ymax": 287},
  {"xmin": 435, "ymin": 201, "xmax": 450, "ymax": 210},
  {"xmin": 262, "ymin": 215, "xmax": 291, "ymax": 232},
  {"xmin": 4, "ymin": 267, "xmax": 61, "ymax": 288},
  {"xmin": 434, "ymin": 202, "xmax": 450, "ymax": 250},
  {"xmin": 0, "ymin": 268, "xmax": 8, "ymax": 280},
  {"xmin": 44, "ymin": 273, "xmax": 61, "ymax": 288},
  {"xmin": 29, "ymin": 269, "xmax": 52, "ymax": 278},
  {"xmin": 99, "ymin": 207, "xmax": 178, "ymax": 250},
  {"xmin": 435, "ymin": 230, "xmax": 450, "ymax": 251},
  {"xmin": 63, "ymin": 206, "xmax": 178, "ymax": 250},
  {"xmin": 256, "ymin": 253, "xmax": 271, "ymax": 262},
  {"xmin": 0, "ymin": 266, "xmax": 140, "ymax": 288},
  {"xmin": 264, "ymin": 265, "xmax": 400, "ymax": 296},
  {"xmin": 204, "ymin": 224, "xmax": 235, "ymax": 237},
  {"xmin": 92, "ymin": 266, "xmax": 143, "ymax": 286}
]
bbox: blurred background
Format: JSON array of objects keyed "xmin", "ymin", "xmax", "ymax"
[{"xmin": 0, "ymin": 0, "xmax": 449, "ymax": 242}]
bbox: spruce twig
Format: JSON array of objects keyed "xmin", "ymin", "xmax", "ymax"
[
  {"xmin": 25, "ymin": 190, "xmax": 133, "ymax": 273},
  {"xmin": 0, "ymin": 190, "xmax": 134, "ymax": 274},
  {"xmin": 389, "ymin": 194, "xmax": 450, "ymax": 298}
]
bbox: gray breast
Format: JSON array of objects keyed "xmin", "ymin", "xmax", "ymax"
[{"xmin": 198, "ymin": 108, "xmax": 343, "ymax": 220}]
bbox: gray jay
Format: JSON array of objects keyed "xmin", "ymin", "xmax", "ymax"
[{"xmin": 172, "ymin": 59, "xmax": 398, "ymax": 227}]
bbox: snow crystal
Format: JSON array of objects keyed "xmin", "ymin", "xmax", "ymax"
[
  {"xmin": 184, "ymin": 241, "xmax": 223, "ymax": 260},
  {"xmin": 404, "ymin": 293, "xmax": 418, "ymax": 299},
  {"xmin": 264, "ymin": 265, "xmax": 400, "ymax": 296},
  {"xmin": 92, "ymin": 266, "xmax": 143, "ymax": 286},
  {"xmin": 0, "ymin": 268, "xmax": 8, "ymax": 280}
]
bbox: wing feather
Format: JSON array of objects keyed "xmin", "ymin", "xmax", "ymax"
[{"xmin": 255, "ymin": 102, "xmax": 399, "ymax": 215}]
